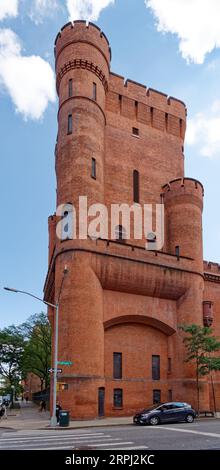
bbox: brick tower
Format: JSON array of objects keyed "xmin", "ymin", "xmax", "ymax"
[{"xmin": 44, "ymin": 21, "xmax": 220, "ymax": 419}]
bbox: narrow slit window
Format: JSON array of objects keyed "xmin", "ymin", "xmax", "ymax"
[
  {"xmin": 93, "ymin": 82, "xmax": 97, "ymax": 101},
  {"xmin": 115, "ymin": 225, "xmax": 126, "ymax": 242},
  {"xmin": 132, "ymin": 127, "xmax": 139, "ymax": 137},
  {"xmin": 113, "ymin": 352, "xmax": 122, "ymax": 379},
  {"xmin": 91, "ymin": 158, "xmax": 96, "ymax": 179},
  {"xmin": 168, "ymin": 358, "xmax": 172, "ymax": 374},
  {"xmin": 68, "ymin": 79, "xmax": 73, "ymax": 98},
  {"xmin": 67, "ymin": 114, "xmax": 72, "ymax": 134},
  {"xmin": 152, "ymin": 355, "xmax": 160, "ymax": 380},
  {"xmin": 133, "ymin": 170, "xmax": 139, "ymax": 203}
]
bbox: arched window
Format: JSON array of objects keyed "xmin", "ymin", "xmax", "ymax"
[
  {"xmin": 68, "ymin": 79, "xmax": 73, "ymax": 98},
  {"xmin": 133, "ymin": 170, "xmax": 139, "ymax": 203},
  {"xmin": 67, "ymin": 114, "xmax": 72, "ymax": 134},
  {"xmin": 115, "ymin": 225, "xmax": 126, "ymax": 242}
]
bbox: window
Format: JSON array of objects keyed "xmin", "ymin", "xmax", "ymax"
[
  {"xmin": 115, "ymin": 225, "xmax": 126, "ymax": 242},
  {"xmin": 132, "ymin": 127, "xmax": 139, "ymax": 137},
  {"xmin": 68, "ymin": 79, "xmax": 73, "ymax": 98},
  {"xmin": 113, "ymin": 352, "xmax": 122, "ymax": 379},
  {"xmin": 153, "ymin": 390, "xmax": 161, "ymax": 404},
  {"xmin": 133, "ymin": 170, "xmax": 139, "ymax": 203},
  {"xmin": 114, "ymin": 389, "xmax": 123, "ymax": 408},
  {"xmin": 152, "ymin": 355, "xmax": 160, "ymax": 380},
  {"xmin": 91, "ymin": 158, "xmax": 96, "ymax": 179},
  {"xmin": 168, "ymin": 358, "xmax": 172, "ymax": 374},
  {"xmin": 67, "ymin": 114, "xmax": 72, "ymax": 134},
  {"xmin": 93, "ymin": 82, "xmax": 97, "ymax": 101},
  {"xmin": 168, "ymin": 390, "xmax": 172, "ymax": 402},
  {"xmin": 175, "ymin": 246, "xmax": 180, "ymax": 258}
]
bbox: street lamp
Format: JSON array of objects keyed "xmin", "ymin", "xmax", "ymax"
[{"xmin": 4, "ymin": 267, "xmax": 67, "ymax": 427}]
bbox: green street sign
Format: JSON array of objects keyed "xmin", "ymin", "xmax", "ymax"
[{"xmin": 58, "ymin": 361, "xmax": 73, "ymax": 366}]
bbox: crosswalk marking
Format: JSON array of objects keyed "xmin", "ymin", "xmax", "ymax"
[
  {"xmin": 0, "ymin": 432, "xmax": 105, "ymax": 442},
  {"xmin": 154, "ymin": 426, "xmax": 220, "ymax": 439},
  {"xmin": 0, "ymin": 438, "xmax": 122, "ymax": 449}
]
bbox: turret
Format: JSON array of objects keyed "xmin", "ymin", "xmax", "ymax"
[
  {"xmin": 163, "ymin": 178, "xmax": 204, "ymax": 271},
  {"xmin": 55, "ymin": 21, "xmax": 111, "ymax": 213}
]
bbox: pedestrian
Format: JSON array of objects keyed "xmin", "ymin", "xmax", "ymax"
[
  {"xmin": 0, "ymin": 404, "xmax": 7, "ymax": 420},
  {"xmin": 41, "ymin": 400, "xmax": 46, "ymax": 412},
  {"xmin": 25, "ymin": 396, "xmax": 29, "ymax": 403},
  {"xmin": 56, "ymin": 402, "xmax": 62, "ymax": 424},
  {"xmin": 39, "ymin": 400, "xmax": 46, "ymax": 412}
]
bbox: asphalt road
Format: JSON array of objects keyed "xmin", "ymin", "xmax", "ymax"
[{"xmin": 1, "ymin": 419, "xmax": 220, "ymax": 450}]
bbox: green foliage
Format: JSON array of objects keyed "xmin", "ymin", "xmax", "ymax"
[
  {"xmin": 0, "ymin": 325, "xmax": 24, "ymax": 387},
  {"xmin": 179, "ymin": 324, "xmax": 220, "ymax": 412},
  {"xmin": 21, "ymin": 313, "xmax": 51, "ymax": 389},
  {"xmin": 0, "ymin": 313, "xmax": 51, "ymax": 393}
]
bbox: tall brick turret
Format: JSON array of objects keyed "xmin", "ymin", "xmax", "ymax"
[{"xmin": 55, "ymin": 21, "xmax": 111, "ymax": 210}]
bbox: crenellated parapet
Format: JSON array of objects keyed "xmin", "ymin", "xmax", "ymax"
[
  {"xmin": 106, "ymin": 72, "xmax": 187, "ymax": 138},
  {"xmin": 55, "ymin": 21, "xmax": 111, "ymax": 97},
  {"xmin": 163, "ymin": 178, "xmax": 204, "ymax": 209}
]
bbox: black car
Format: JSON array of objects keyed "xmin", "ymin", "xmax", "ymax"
[{"xmin": 133, "ymin": 402, "xmax": 196, "ymax": 426}]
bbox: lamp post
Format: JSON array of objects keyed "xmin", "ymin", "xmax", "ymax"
[
  {"xmin": 4, "ymin": 268, "xmax": 67, "ymax": 427},
  {"xmin": 11, "ymin": 385, "xmax": 15, "ymax": 408}
]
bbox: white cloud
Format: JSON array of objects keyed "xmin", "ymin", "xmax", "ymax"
[
  {"xmin": 0, "ymin": 0, "xmax": 18, "ymax": 21},
  {"xmin": 146, "ymin": 0, "xmax": 220, "ymax": 64},
  {"xmin": 66, "ymin": 0, "xmax": 115, "ymax": 21},
  {"xmin": 186, "ymin": 102, "xmax": 220, "ymax": 158},
  {"xmin": 29, "ymin": 0, "xmax": 60, "ymax": 24},
  {"xmin": 0, "ymin": 28, "xmax": 56, "ymax": 120}
]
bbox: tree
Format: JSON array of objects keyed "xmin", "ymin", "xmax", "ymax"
[
  {"xmin": 20, "ymin": 313, "xmax": 51, "ymax": 390},
  {"xmin": 0, "ymin": 325, "xmax": 24, "ymax": 399},
  {"xmin": 179, "ymin": 324, "xmax": 220, "ymax": 413}
]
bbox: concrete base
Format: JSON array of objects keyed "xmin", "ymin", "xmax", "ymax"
[{"xmin": 215, "ymin": 412, "xmax": 220, "ymax": 419}]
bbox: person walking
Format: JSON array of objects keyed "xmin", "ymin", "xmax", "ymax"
[{"xmin": 56, "ymin": 402, "xmax": 62, "ymax": 424}]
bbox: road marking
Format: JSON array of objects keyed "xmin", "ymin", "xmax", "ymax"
[
  {"xmin": 0, "ymin": 438, "xmax": 122, "ymax": 449},
  {"xmin": 154, "ymin": 426, "xmax": 220, "ymax": 438},
  {"xmin": 0, "ymin": 432, "xmax": 105, "ymax": 442},
  {"xmin": 89, "ymin": 442, "xmax": 134, "ymax": 448}
]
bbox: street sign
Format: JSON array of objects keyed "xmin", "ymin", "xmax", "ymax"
[
  {"xmin": 48, "ymin": 368, "xmax": 62, "ymax": 373},
  {"xmin": 58, "ymin": 361, "xmax": 73, "ymax": 366}
]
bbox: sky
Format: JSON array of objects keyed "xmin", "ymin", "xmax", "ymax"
[{"xmin": 1, "ymin": 0, "xmax": 220, "ymax": 328}]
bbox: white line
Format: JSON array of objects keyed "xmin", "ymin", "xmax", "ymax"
[
  {"xmin": 89, "ymin": 442, "xmax": 134, "ymax": 448},
  {"xmin": 0, "ymin": 438, "xmax": 121, "ymax": 449},
  {"xmin": 0, "ymin": 432, "xmax": 105, "ymax": 442},
  {"xmin": 154, "ymin": 426, "xmax": 220, "ymax": 438}
]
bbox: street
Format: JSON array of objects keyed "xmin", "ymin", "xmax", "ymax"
[{"xmin": 1, "ymin": 420, "xmax": 220, "ymax": 450}]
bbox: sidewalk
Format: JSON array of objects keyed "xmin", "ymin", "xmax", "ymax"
[
  {"xmin": 0, "ymin": 401, "xmax": 216, "ymax": 432},
  {"xmin": 0, "ymin": 401, "xmax": 133, "ymax": 431}
]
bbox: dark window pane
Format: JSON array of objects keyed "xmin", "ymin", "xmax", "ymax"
[
  {"xmin": 152, "ymin": 355, "xmax": 160, "ymax": 380},
  {"xmin": 168, "ymin": 390, "xmax": 172, "ymax": 402},
  {"xmin": 113, "ymin": 352, "xmax": 122, "ymax": 379},
  {"xmin": 69, "ymin": 79, "xmax": 73, "ymax": 97},
  {"xmin": 132, "ymin": 127, "xmax": 139, "ymax": 136},
  {"xmin": 67, "ymin": 114, "xmax": 72, "ymax": 134},
  {"xmin": 168, "ymin": 358, "xmax": 172, "ymax": 374},
  {"xmin": 92, "ymin": 158, "xmax": 96, "ymax": 179},
  {"xmin": 93, "ymin": 82, "xmax": 97, "ymax": 101},
  {"xmin": 133, "ymin": 170, "xmax": 139, "ymax": 203},
  {"xmin": 153, "ymin": 390, "xmax": 161, "ymax": 404},
  {"xmin": 114, "ymin": 389, "xmax": 123, "ymax": 408},
  {"xmin": 115, "ymin": 225, "xmax": 126, "ymax": 242}
]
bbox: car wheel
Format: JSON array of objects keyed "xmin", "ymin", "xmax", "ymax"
[
  {"xmin": 149, "ymin": 416, "xmax": 160, "ymax": 426},
  {"xmin": 185, "ymin": 414, "xmax": 194, "ymax": 423}
]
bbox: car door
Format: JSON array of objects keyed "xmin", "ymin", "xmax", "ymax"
[
  {"xmin": 167, "ymin": 403, "xmax": 185, "ymax": 422},
  {"xmin": 158, "ymin": 405, "xmax": 174, "ymax": 422}
]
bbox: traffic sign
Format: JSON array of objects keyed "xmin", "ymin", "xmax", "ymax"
[
  {"xmin": 48, "ymin": 368, "xmax": 62, "ymax": 373},
  {"xmin": 58, "ymin": 361, "xmax": 73, "ymax": 366}
]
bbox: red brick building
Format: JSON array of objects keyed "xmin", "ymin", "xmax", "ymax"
[{"xmin": 44, "ymin": 21, "xmax": 220, "ymax": 419}]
